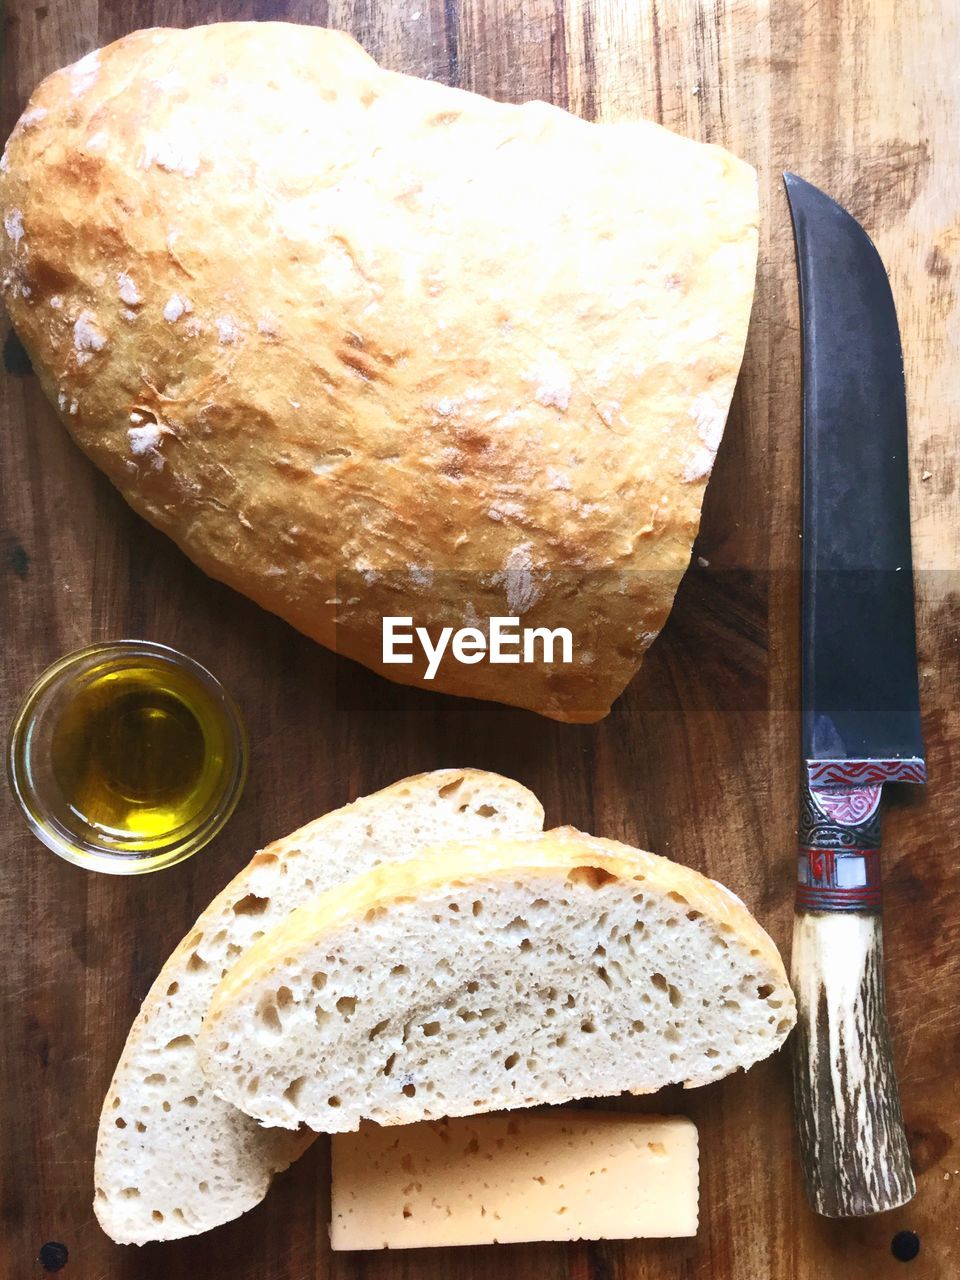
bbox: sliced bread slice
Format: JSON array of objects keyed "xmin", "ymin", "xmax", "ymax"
[
  {"xmin": 94, "ymin": 770, "xmax": 544, "ymax": 1244},
  {"xmin": 198, "ymin": 829, "xmax": 795, "ymax": 1133}
]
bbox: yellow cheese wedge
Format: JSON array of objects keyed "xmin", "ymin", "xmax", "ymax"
[{"xmin": 330, "ymin": 1110, "xmax": 698, "ymax": 1249}]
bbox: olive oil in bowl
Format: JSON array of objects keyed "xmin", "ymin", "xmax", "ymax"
[{"xmin": 8, "ymin": 642, "xmax": 247, "ymax": 873}]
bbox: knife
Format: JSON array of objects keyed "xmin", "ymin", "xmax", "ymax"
[{"xmin": 784, "ymin": 172, "xmax": 926, "ymax": 1217}]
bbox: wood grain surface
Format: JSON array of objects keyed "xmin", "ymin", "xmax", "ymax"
[{"xmin": 1, "ymin": 2, "xmax": 958, "ymax": 1278}]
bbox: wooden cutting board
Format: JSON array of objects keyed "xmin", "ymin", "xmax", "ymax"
[{"xmin": 1, "ymin": 2, "xmax": 957, "ymax": 1277}]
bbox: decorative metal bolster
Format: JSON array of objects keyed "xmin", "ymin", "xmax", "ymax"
[
  {"xmin": 797, "ymin": 777, "xmax": 883, "ymax": 914},
  {"xmin": 806, "ymin": 758, "xmax": 926, "ymax": 788}
]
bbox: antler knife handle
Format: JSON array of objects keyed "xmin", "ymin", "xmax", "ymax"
[{"xmin": 791, "ymin": 778, "xmax": 915, "ymax": 1216}]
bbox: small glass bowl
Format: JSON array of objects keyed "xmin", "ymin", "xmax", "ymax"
[{"xmin": 7, "ymin": 640, "xmax": 248, "ymax": 874}]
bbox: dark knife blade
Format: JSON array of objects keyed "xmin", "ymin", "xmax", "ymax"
[{"xmin": 785, "ymin": 172, "xmax": 925, "ymax": 779}]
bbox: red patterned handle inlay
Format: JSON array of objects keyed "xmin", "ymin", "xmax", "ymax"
[{"xmin": 797, "ymin": 847, "xmax": 882, "ymax": 911}]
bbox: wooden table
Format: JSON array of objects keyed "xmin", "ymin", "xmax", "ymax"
[{"xmin": 2, "ymin": 2, "xmax": 957, "ymax": 1277}]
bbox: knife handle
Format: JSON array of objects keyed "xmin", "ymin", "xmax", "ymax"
[{"xmin": 791, "ymin": 779, "xmax": 915, "ymax": 1216}]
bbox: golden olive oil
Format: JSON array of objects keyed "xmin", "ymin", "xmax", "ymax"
[{"xmin": 49, "ymin": 660, "xmax": 231, "ymax": 849}]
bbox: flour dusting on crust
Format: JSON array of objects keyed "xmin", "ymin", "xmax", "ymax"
[
  {"xmin": 3, "ymin": 208, "xmax": 24, "ymax": 246},
  {"xmin": 681, "ymin": 392, "xmax": 727, "ymax": 482},
  {"xmin": 163, "ymin": 295, "xmax": 191, "ymax": 323},
  {"xmin": 496, "ymin": 543, "xmax": 541, "ymax": 614},
  {"xmin": 139, "ymin": 132, "xmax": 201, "ymax": 176},
  {"xmin": 73, "ymin": 310, "xmax": 106, "ymax": 353},
  {"xmin": 117, "ymin": 273, "xmax": 142, "ymax": 306},
  {"xmin": 70, "ymin": 51, "xmax": 100, "ymax": 96}
]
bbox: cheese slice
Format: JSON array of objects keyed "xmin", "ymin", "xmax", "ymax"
[{"xmin": 330, "ymin": 1110, "xmax": 698, "ymax": 1249}]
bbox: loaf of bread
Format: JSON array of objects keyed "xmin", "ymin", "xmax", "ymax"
[
  {"xmin": 198, "ymin": 829, "xmax": 795, "ymax": 1133},
  {"xmin": 94, "ymin": 770, "xmax": 544, "ymax": 1244},
  {"xmin": 0, "ymin": 23, "xmax": 758, "ymax": 722}
]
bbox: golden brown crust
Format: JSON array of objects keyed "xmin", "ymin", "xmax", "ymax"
[{"xmin": 0, "ymin": 23, "xmax": 758, "ymax": 721}]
